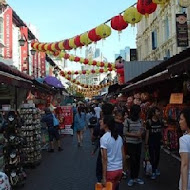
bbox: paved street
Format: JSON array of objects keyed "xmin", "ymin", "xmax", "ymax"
[{"xmin": 23, "ymin": 130, "xmax": 180, "ymax": 190}]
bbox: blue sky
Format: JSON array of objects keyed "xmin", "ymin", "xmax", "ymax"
[{"xmin": 8, "ymin": 0, "xmax": 137, "ymax": 70}]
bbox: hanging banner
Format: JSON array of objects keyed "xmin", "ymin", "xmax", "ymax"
[
  {"xmin": 3, "ymin": 7, "xmax": 13, "ymax": 59},
  {"xmin": 55, "ymin": 106, "xmax": 73, "ymax": 135},
  {"xmin": 169, "ymin": 93, "xmax": 183, "ymax": 104},
  {"xmin": 176, "ymin": 14, "xmax": 189, "ymax": 47},
  {"xmin": 40, "ymin": 52, "xmax": 46, "ymax": 77},
  {"xmin": 20, "ymin": 27, "xmax": 28, "ymax": 73}
]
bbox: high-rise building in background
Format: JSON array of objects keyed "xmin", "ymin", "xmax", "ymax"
[{"xmin": 115, "ymin": 46, "xmax": 131, "ymax": 61}]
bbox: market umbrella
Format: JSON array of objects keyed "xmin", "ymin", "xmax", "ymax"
[{"xmin": 44, "ymin": 76, "xmax": 64, "ymax": 88}]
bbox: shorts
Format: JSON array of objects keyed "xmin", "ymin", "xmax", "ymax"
[{"xmin": 48, "ymin": 127, "xmax": 60, "ymax": 141}]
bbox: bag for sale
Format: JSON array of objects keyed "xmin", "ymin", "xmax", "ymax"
[
  {"xmin": 95, "ymin": 182, "xmax": 112, "ymax": 190},
  {"xmin": 143, "ymin": 150, "xmax": 152, "ymax": 176}
]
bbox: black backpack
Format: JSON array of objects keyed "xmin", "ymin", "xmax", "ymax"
[{"xmin": 89, "ymin": 116, "xmax": 97, "ymax": 125}]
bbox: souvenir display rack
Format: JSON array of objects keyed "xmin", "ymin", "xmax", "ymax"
[
  {"xmin": 20, "ymin": 107, "xmax": 42, "ymax": 167},
  {"xmin": 3, "ymin": 112, "xmax": 26, "ymax": 187}
]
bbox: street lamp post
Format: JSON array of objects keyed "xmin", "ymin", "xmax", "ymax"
[{"xmin": 19, "ymin": 34, "xmax": 36, "ymax": 75}]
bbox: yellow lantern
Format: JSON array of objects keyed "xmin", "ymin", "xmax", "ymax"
[
  {"xmin": 33, "ymin": 42, "xmax": 39, "ymax": 50},
  {"xmin": 153, "ymin": 0, "xmax": 167, "ymax": 5},
  {"xmin": 96, "ymin": 61, "xmax": 101, "ymax": 67},
  {"xmin": 51, "ymin": 43, "xmax": 56, "ymax": 51},
  {"xmin": 43, "ymin": 43, "xmax": 49, "ymax": 51},
  {"xmin": 58, "ymin": 51, "xmax": 65, "ymax": 58},
  {"xmin": 88, "ymin": 60, "xmax": 93, "ymax": 65},
  {"xmin": 69, "ymin": 54, "xmax": 75, "ymax": 61},
  {"xmin": 95, "ymin": 24, "xmax": 111, "ymax": 39},
  {"xmin": 123, "ymin": 7, "xmax": 143, "ymax": 26},
  {"xmin": 58, "ymin": 41, "xmax": 65, "ymax": 50},
  {"xmin": 86, "ymin": 70, "xmax": 91, "ymax": 74},
  {"xmin": 104, "ymin": 68, "xmax": 108, "ymax": 72},
  {"xmin": 80, "ymin": 58, "xmax": 84, "ymax": 63},
  {"xmin": 95, "ymin": 69, "xmax": 99, "ymax": 74},
  {"xmin": 178, "ymin": 0, "xmax": 190, "ymax": 7},
  {"xmin": 38, "ymin": 43, "xmax": 44, "ymax": 51},
  {"xmin": 69, "ymin": 38, "xmax": 77, "ymax": 49},
  {"xmin": 80, "ymin": 32, "xmax": 92, "ymax": 46}
]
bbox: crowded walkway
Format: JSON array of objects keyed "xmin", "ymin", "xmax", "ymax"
[{"xmin": 22, "ymin": 130, "xmax": 180, "ymax": 190}]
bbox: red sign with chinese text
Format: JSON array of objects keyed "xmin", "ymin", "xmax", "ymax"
[
  {"xmin": 4, "ymin": 7, "xmax": 13, "ymax": 59},
  {"xmin": 20, "ymin": 27, "xmax": 28, "ymax": 72},
  {"xmin": 40, "ymin": 52, "xmax": 46, "ymax": 77}
]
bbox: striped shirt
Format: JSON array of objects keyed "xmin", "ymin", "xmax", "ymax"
[{"xmin": 123, "ymin": 118, "xmax": 143, "ymax": 144}]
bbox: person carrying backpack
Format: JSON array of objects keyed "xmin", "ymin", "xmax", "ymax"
[
  {"xmin": 88, "ymin": 107, "xmax": 98, "ymax": 144},
  {"xmin": 145, "ymin": 106, "xmax": 164, "ymax": 180},
  {"xmin": 123, "ymin": 105, "xmax": 144, "ymax": 187}
]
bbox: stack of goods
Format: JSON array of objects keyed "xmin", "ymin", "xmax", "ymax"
[
  {"xmin": 20, "ymin": 107, "xmax": 42, "ymax": 167},
  {"xmin": 3, "ymin": 111, "xmax": 26, "ymax": 187},
  {"xmin": 163, "ymin": 104, "xmax": 186, "ymax": 151}
]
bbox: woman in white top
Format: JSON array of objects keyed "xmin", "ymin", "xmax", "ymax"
[
  {"xmin": 100, "ymin": 115, "xmax": 125, "ymax": 190},
  {"xmin": 179, "ymin": 108, "xmax": 190, "ymax": 190}
]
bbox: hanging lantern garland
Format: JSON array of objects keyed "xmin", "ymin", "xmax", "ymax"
[
  {"xmin": 31, "ymin": 1, "xmax": 169, "ymax": 52},
  {"xmin": 137, "ymin": 0, "xmax": 157, "ymax": 18},
  {"xmin": 46, "ymin": 50, "xmax": 116, "ymax": 68},
  {"xmin": 60, "ymin": 67, "xmax": 116, "ymax": 76}
]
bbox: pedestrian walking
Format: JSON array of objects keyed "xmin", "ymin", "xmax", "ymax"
[
  {"xmin": 41, "ymin": 108, "xmax": 63, "ymax": 152},
  {"xmin": 87, "ymin": 107, "xmax": 97, "ymax": 144},
  {"xmin": 123, "ymin": 104, "xmax": 144, "ymax": 187},
  {"xmin": 100, "ymin": 115, "xmax": 125, "ymax": 190},
  {"xmin": 179, "ymin": 108, "xmax": 190, "ymax": 190},
  {"xmin": 145, "ymin": 106, "xmax": 164, "ymax": 180},
  {"xmin": 74, "ymin": 107, "xmax": 86, "ymax": 147},
  {"xmin": 94, "ymin": 104, "xmax": 102, "ymax": 121}
]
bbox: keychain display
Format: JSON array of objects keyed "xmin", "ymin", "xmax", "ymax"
[
  {"xmin": 20, "ymin": 108, "xmax": 42, "ymax": 166},
  {"xmin": 3, "ymin": 111, "xmax": 26, "ymax": 187}
]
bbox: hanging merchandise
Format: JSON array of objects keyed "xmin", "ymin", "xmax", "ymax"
[
  {"xmin": 123, "ymin": 7, "xmax": 143, "ymax": 26},
  {"xmin": 19, "ymin": 107, "xmax": 42, "ymax": 167},
  {"xmin": 137, "ymin": 0, "xmax": 157, "ymax": 17},
  {"xmin": 178, "ymin": 0, "xmax": 190, "ymax": 8},
  {"xmin": 111, "ymin": 15, "xmax": 128, "ymax": 33},
  {"xmin": 3, "ymin": 111, "xmax": 26, "ymax": 187}
]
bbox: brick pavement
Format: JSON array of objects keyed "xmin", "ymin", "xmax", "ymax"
[{"xmin": 23, "ymin": 130, "xmax": 180, "ymax": 190}]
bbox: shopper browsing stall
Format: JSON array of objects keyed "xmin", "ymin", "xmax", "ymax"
[
  {"xmin": 179, "ymin": 108, "xmax": 190, "ymax": 190},
  {"xmin": 145, "ymin": 107, "xmax": 164, "ymax": 180},
  {"xmin": 41, "ymin": 108, "xmax": 63, "ymax": 152}
]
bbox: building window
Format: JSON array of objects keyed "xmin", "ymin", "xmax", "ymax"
[
  {"xmin": 165, "ymin": 17, "xmax": 170, "ymax": 41},
  {"xmin": 152, "ymin": 30, "xmax": 157, "ymax": 50}
]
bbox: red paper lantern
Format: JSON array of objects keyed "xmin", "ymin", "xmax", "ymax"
[
  {"xmin": 92, "ymin": 60, "xmax": 97, "ymax": 66},
  {"xmin": 73, "ymin": 79, "xmax": 76, "ymax": 83},
  {"xmin": 60, "ymin": 71, "xmax": 65, "ymax": 76},
  {"xmin": 63, "ymin": 39, "xmax": 72, "ymax": 50},
  {"xmin": 64, "ymin": 53, "xmax": 70, "ymax": 59},
  {"xmin": 137, "ymin": 0, "xmax": 157, "ymax": 17},
  {"xmin": 82, "ymin": 70, "xmax": 86, "ymax": 74},
  {"xmin": 41, "ymin": 43, "xmax": 47, "ymax": 51},
  {"xmin": 91, "ymin": 70, "xmax": 95, "ymax": 74},
  {"xmin": 108, "ymin": 63, "xmax": 112, "ymax": 68},
  {"xmin": 67, "ymin": 71, "xmax": 72, "ymax": 75},
  {"xmin": 74, "ymin": 57, "xmax": 80, "ymax": 62},
  {"xmin": 108, "ymin": 68, "xmax": 113, "ymax": 71},
  {"xmin": 74, "ymin": 35, "xmax": 83, "ymax": 47},
  {"xmin": 67, "ymin": 77, "xmax": 71, "ymax": 81},
  {"xmin": 53, "ymin": 51, "xmax": 60, "ymax": 57},
  {"xmin": 100, "ymin": 69, "xmax": 104, "ymax": 73},
  {"xmin": 75, "ymin": 71, "xmax": 79, "ymax": 75},
  {"xmin": 88, "ymin": 28, "xmax": 101, "ymax": 43},
  {"xmin": 84, "ymin": 59, "xmax": 89, "ymax": 65},
  {"xmin": 100, "ymin": 62, "xmax": 105, "ymax": 67},
  {"xmin": 76, "ymin": 81, "xmax": 80, "ymax": 85},
  {"xmin": 55, "ymin": 42, "xmax": 61, "ymax": 51},
  {"xmin": 111, "ymin": 15, "xmax": 128, "ymax": 32},
  {"xmin": 47, "ymin": 43, "xmax": 53, "ymax": 51}
]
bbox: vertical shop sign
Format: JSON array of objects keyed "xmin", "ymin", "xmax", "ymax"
[
  {"xmin": 3, "ymin": 7, "xmax": 13, "ymax": 59},
  {"xmin": 36, "ymin": 51, "xmax": 39, "ymax": 77},
  {"xmin": 20, "ymin": 27, "xmax": 28, "ymax": 72},
  {"xmin": 40, "ymin": 52, "xmax": 46, "ymax": 77},
  {"xmin": 176, "ymin": 14, "xmax": 189, "ymax": 47}
]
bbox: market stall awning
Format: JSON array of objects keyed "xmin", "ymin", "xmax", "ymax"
[
  {"xmin": 44, "ymin": 76, "xmax": 64, "ymax": 89},
  {"xmin": 0, "ymin": 70, "xmax": 32, "ymax": 88},
  {"xmin": 122, "ymin": 70, "xmax": 169, "ymax": 92}
]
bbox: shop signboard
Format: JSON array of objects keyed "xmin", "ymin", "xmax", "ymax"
[
  {"xmin": 55, "ymin": 106, "xmax": 73, "ymax": 135},
  {"xmin": 2, "ymin": 105, "xmax": 11, "ymax": 111},
  {"xmin": 170, "ymin": 93, "xmax": 183, "ymax": 104},
  {"xmin": 3, "ymin": 7, "xmax": 13, "ymax": 59},
  {"xmin": 176, "ymin": 14, "xmax": 189, "ymax": 47}
]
